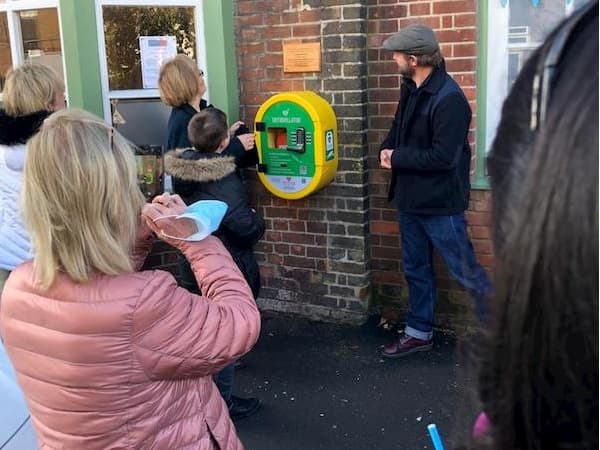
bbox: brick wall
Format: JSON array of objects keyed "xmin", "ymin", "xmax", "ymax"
[
  {"xmin": 235, "ymin": 0, "xmax": 372, "ymax": 324},
  {"xmin": 366, "ymin": 0, "xmax": 494, "ymax": 328}
]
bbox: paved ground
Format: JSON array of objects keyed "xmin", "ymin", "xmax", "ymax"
[{"xmin": 234, "ymin": 314, "xmax": 477, "ymax": 450}]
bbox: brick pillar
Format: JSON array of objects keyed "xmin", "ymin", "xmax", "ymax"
[{"xmin": 236, "ymin": 1, "xmax": 370, "ymax": 324}]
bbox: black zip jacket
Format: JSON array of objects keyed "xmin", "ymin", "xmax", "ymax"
[{"xmin": 380, "ymin": 64, "xmax": 472, "ymax": 215}]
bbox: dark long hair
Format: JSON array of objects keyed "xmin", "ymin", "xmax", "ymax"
[{"xmin": 478, "ymin": 3, "xmax": 598, "ymax": 449}]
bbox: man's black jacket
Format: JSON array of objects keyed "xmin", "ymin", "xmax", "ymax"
[{"xmin": 380, "ymin": 64, "xmax": 472, "ymax": 215}]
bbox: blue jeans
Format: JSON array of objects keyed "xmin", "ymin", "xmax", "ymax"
[
  {"xmin": 213, "ymin": 363, "xmax": 235, "ymax": 403},
  {"xmin": 399, "ymin": 212, "xmax": 492, "ymax": 340}
]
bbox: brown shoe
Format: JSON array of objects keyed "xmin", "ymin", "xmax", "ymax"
[{"xmin": 381, "ymin": 334, "xmax": 433, "ymax": 359}]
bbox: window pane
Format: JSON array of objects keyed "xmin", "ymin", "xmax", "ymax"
[
  {"xmin": 0, "ymin": 12, "xmax": 11, "ymax": 89},
  {"xmin": 102, "ymin": 6, "xmax": 196, "ymax": 91},
  {"xmin": 484, "ymin": 0, "xmax": 591, "ymax": 154},
  {"xmin": 507, "ymin": 0, "xmax": 589, "ymax": 87},
  {"xmin": 19, "ymin": 8, "xmax": 64, "ymax": 84}
]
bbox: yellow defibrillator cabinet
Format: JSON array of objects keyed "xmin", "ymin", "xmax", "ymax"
[{"xmin": 254, "ymin": 92, "xmax": 338, "ymax": 200}]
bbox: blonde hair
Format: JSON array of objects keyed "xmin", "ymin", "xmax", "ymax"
[
  {"xmin": 22, "ymin": 109, "xmax": 146, "ymax": 289},
  {"xmin": 158, "ymin": 54, "xmax": 201, "ymax": 107},
  {"xmin": 2, "ymin": 63, "xmax": 64, "ymax": 116}
]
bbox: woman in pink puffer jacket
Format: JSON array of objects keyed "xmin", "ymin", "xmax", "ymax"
[{"xmin": 0, "ymin": 109, "xmax": 260, "ymax": 450}]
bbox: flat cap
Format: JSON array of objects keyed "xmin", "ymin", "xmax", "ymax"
[{"xmin": 382, "ymin": 24, "xmax": 439, "ymax": 54}]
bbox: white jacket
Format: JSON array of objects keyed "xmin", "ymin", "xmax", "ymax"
[{"xmin": 0, "ymin": 143, "xmax": 31, "ymax": 271}]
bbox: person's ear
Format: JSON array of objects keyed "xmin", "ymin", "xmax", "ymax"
[{"xmin": 217, "ymin": 135, "xmax": 230, "ymax": 152}]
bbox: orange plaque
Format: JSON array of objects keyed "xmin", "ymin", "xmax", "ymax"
[{"xmin": 283, "ymin": 42, "xmax": 321, "ymax": 73}]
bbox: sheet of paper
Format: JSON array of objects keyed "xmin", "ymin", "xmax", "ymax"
[{"xmin": 140, "ymin": 36, "xmax": 177, "ymax": 89}]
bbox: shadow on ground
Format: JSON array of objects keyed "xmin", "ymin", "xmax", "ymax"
[{"xmin": 234, "ymin": 314, "xmax": 477, "ymax": 450}]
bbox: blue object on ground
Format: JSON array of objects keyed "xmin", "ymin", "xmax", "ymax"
[{"xmin": 427, "ymin": 423, "xmax": 445, "ymax": 450}]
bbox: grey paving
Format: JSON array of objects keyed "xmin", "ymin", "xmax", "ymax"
[{"xmin": 234, "ymin": 314, "xmax": 477, "ymax": 450}]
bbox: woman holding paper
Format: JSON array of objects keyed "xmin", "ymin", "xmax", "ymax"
[{"xmin": 0, "ymin": 109, "xmax": 260, "ymax": 450}]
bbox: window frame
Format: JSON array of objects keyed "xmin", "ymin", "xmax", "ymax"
[
  {"xmin": 0, "ymin": 0, "xmax": 65, "ymax": 93},
  {"xmin": 95, "ymin": 0, "xmax": 208, "ymax": 123},
  {"xmin": 475, "ymin": 0, "xmax": 580, "ymax": 189}
]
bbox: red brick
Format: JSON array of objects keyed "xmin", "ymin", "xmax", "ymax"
[
  {"xmin": 409, "ymin": 3, "xmax": 431, "ymax": 16},
  {"xmin": 436, "ymin": 28, "xmax": 476, "ymax": 43},
  {"xmin": 292, "ymin": 24, "xmax": 320, "ymax": 37},
  {"xmin": 469, "ymin": 226, "xmax": 492, "ymax": 239},
  {"xmin": 262, "ymin": 26, "xmax": 291, "ymax": 39},
  {"xmin": 454, "ymin": 13, "xmax": 476, "ymax": 28},
  {"xmin": 442, "ymin": 15, "xmax": 453, "ymax": 29},
  {"xmin": 453, "ymin": 42, "xmax": 477, "ymax": 58},
  {"xmin": 299, "ymin": 9, "xmax": 321, "ymax": 23},
  {"xmin": 399, "ymin": 16, "xmax": 440, "ymax": 30},
  {"xmin": 283, "ymin": 256, "xmax": 316, "ymax": 269},
  {"xmin": 371, "ymin": 220, "xmax": 399, "ymax": 235},
  {"xmin": 466, "ymin": 211, "xmax": 492, "ymax": 226},
  {"xmin": 433, "ymin": 0, "xmax": 476, "ymax": 15}
]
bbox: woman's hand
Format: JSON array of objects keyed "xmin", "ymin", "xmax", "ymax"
[
  {"xmin": 142, "ymin": 194, "xmax": 195, "ymax": 246},
  {"xmin": 236, "ymin": 133, "xmax": 255, "ymax": 151}
]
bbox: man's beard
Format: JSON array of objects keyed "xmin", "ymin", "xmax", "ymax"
[{"xmin": 399, "ymin": 65, "xmax": 415, "ymax": 79}]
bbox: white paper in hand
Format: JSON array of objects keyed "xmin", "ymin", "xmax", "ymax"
[{"xmin": 175, "ymin": 200, "xmax": 228, "ymax": 241}]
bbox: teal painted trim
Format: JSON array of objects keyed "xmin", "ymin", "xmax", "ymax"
[
  {"xmin": 59, "ymin": 0, "xmax": 103, "ymax": 117},
  {"xmin": 474, "ymin": 0, "xmax": 490, "ymax": 190},
  {"xmin": 203, "ymin": 0, "xmax": 239, "ymax": 121}
]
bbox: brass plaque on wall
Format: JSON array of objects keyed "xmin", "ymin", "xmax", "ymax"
[{"xmin": 283, "ymin": 42, "xmax": 321, "ymax": 73}]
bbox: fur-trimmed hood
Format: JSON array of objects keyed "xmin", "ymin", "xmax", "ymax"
[
  {"xmin": 164, "ymin": 148, "xmax": 236, "ymax": 183},
  {"xmin": 0, "ymin": 109, "xmax": 51, "ymax": 146}
]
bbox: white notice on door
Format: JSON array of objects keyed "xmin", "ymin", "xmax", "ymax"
[{"xmin": 140, "ymin": 36, "xmax": 177, "ymax": 89}]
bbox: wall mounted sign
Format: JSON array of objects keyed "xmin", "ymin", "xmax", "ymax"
[
  {"xmin": 283, "ymin": 42, "xmax": 321, "ymax": 73},
  {"xmin": 140, "ymin": 36, "xmax": 177, "ymax": 89}
]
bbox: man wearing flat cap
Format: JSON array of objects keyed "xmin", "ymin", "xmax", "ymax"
[{"xmin": 379, "ymin": 25, "xmax": 491, "ymax": 358}]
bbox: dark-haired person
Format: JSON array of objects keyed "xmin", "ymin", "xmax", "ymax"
[
  {"xmin": 473, "ymin": 2, "xmax": 598, "ymax": 449},
  {"xmin": 379, "ymin": 25, "xmax": 492, "ymax": 358},
  {"xmin": 165, "ymin": 107, "xmax": 265, "ymax": 420}
]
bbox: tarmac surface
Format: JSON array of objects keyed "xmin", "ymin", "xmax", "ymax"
[{"xmin": 234, "ymin": 314, "xmax": 477, "ymax": 450}]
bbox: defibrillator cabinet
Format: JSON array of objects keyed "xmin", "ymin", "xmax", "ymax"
[{"xmin": 254, "ymin": 92, "xmax": 338, "ymax": 200}]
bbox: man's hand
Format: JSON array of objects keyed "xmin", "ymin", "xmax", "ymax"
[{"xmin": 380, "ymin": 149, "xmax": 393, "ymax": 169}]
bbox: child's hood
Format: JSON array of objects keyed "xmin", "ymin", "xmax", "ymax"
[{"xmin": 164, "ymin": 148, "xmax": 236, "ymax": 183}]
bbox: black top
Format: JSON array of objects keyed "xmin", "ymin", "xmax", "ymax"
[{"xmin": 380, "ymin": 64, "xmax": 472, "ymax": 215}]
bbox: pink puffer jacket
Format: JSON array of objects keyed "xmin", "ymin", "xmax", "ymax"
[{"xmin": 0, "ymin": 232, "xmax": 261, "ymax": 450}]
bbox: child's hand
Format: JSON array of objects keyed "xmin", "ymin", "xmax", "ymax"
[{"xmin": 229, "ymin": 121, "xmax": 244, "ymax": 135}]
